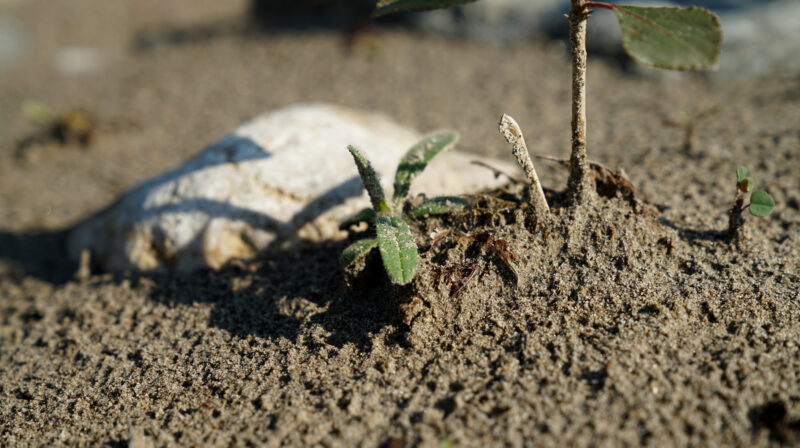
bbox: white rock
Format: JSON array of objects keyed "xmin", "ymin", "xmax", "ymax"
[{"xmin": 68, "ymin": 103, "xmax": 518, "ymax": 272}]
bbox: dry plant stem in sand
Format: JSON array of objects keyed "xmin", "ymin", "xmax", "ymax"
[
  {"xmin": 498, "ymin": 113, "xmax": 549, "ymax": 215},
  {"xmin": 567, "ymin": 0, "xmax": 594, "ymax": 207}
]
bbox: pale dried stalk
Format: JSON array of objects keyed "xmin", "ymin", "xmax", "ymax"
[
  {"xmin": 567, "ymin": 0, "xmax": 594, "ymax": 206},
  {"xmin": 498, "ymin": 114, "xmax": 549, "ymax": 214}
]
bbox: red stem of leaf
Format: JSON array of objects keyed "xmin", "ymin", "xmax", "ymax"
[
  {"xmin": 584, "ymin": 1, "xmax": 668, "ymax": 34},
  {"xmin": 584, "ymin": 2, "xmax": 616, "ymax": 10}
]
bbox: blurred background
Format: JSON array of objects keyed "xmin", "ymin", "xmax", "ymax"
[
  {"xmin": 2, "ymin": 0, "xmax": 798, "ymax": 75},
  {"xmin": 0, "ymin": 0, "xmax": 798, "ymax": 233}
]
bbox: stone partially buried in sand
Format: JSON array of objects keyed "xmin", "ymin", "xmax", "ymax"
[{"xmin": 68, "ymin": 103, "xmax": 517, "ymax": 273}]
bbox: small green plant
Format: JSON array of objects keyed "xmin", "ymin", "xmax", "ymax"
[
  {"xmin": 373, "ymin": 0, "xmax": 722, "ymax": 207},
  {"xmin": 727, "ymin": 166, "xmax": 774, "ymax": 240},
  {"xmin": 340, "ymin": 131, "xmax": 468, "ymax": 285}
]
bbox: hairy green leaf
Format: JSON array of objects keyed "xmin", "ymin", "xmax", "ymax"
[
  {"xmin": 339, "ymin": 238, "xmax": 378, "ymax": 268},
  {"xmin": 339, "ymin": 207, "xmax": 377, "ymax": 230},
  {"xmin": 393, "ymin": 131, "xmax": 460, "ymax": 207},
  {"xmin": 347, "ymin": 145, "xmax": 390, "ymax": 212},
  {"xmin": 373, "ymin": 0, "xmax": 479, "ymax": 17},
  {"xmin": 749, "ymin": 190, "xmax": 774, "ymax": 217},
  {"xmin": 408, "ymin": 196, "xmax": 469, "ymax": 218},
  {"xmin": 376, "ymin": 214, "xmax": 418, "ymax": 285},
  {"xmin": 736, "ymin": 167, "xmax": 747, "ymax": 184},
  {"xmin": 613, "ymin": 6, "xmax": 722, "ymax": 70}
]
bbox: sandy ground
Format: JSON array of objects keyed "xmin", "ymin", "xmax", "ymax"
[{"xmin": 1, "ymin": 1, "xmax": 799, "ymax": 446}]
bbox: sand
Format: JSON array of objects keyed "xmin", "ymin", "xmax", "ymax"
[{"xmin": 1, "ymin": 1, "xmax": 799, "ymax": 446}]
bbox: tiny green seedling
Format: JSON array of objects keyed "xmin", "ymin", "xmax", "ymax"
[
  {"xmin": 340, "ymin": 131, "xmax": 468, "ymax": 285},
  {"xmin": 727, "ymin": 166, "xmax": 774, "ymax": 240},
  {"xmin": 373, "ymin": 0, "xmax": 722, "ymax": 207}
]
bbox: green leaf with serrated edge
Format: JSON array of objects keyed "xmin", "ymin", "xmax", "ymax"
[
  {"xmin": 376, "ymin": 214, "xmax": 418, "ymax": 285},
  {"xmin": 347, "ymin": 145, "xmax": 390, "ymax": 212},
  {"xmin": 408, "ymin": 196, "xmax": 469, "ymax": 218},
  {"xmin": 373, "ymin": 0, "xmax": 479, "ymax": 17},
  {"xmin": 393, "ymin": 131, "xmax": 460, "ymax": 207},
  {"xmin": 749, "ymin": 190, "xmax": 774, "ymax": 217},
  {"xmin": 339, "ymin": 238, "xmax": 378, "ymax": 268},
  {"xmin": 339, "ymin": 207, "xmax": 377, "ymax": 230},
  {"xmin": 736, "ymin": 167, "xmax": 747, "ymax": 183},
  {"xmin": 612, "ymin": 6, "xmax": 721, "ymax": 70}
]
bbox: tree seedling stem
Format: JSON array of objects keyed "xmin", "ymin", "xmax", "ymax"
[{"xmin": 567, "ymin": 0, "xmax": 593, "ymax": 206}]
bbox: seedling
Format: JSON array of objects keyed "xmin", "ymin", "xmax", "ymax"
[
  {"xmin": 727, "ymin": 166, "xmax": 774, "ymax": 241},
  {"xmin": 373, "ymin": 0, "xmax": 722, "ymax": 207},
  {"xmin": 340, "ymin": 131, "xmax": 468, "ymax": 285}
]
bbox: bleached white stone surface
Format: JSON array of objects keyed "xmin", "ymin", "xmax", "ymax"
[{"xmin": 68, "ymin": 103, "xmax": 517, "ymax": 272}]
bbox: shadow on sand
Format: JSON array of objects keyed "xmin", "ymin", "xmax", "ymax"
[
  {"xmin": 1, "ymin": 134, "xmax": 402, "ymax": 353},
  {"xmin": 658, "ymin": 217, "xmax": 725, "ymax": 244},
  {"xmin": 0, "ymin": 224, "xmax": 406, "ymax": 353},
  {"xmin": 0, "ymin": 229, "xmax": 76, "ymax": 285}
]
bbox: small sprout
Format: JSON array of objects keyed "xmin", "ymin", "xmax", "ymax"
[
  {"xmin": 727, "ymin": 166, "xmax": 774, "ymax": 243},
  {"xmin": 341, "ymin": 132, "xmax": 463, "ymax": 285}
]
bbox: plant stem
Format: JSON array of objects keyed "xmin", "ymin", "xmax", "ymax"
[
  {"xmin": 727, "ymin": 191, "xmax": 746, "ymax": 243},
  {"xmin": 567, "ymin": 0, "xmax": 594, "ymax": 206},
  {"xmin": 499, "ymin": 114, "xmax": 550, "ymax": 215}
]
